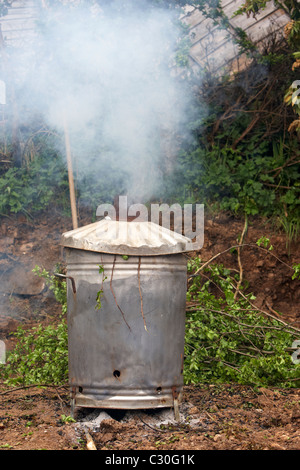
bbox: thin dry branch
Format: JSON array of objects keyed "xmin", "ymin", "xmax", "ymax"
[
  {"xmin": 0, "ymin": 383, "xmax": 68, "ymax": 396},
  {"xmin": 234, "ymin": 215, "xmax": 248, "ymax": 301}
]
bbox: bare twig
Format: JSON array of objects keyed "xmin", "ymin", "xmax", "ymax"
[
  {"xmin": 262, "ymin": 183, "xmax": 294, "ymax": 190},
  {"xmin": 234, "ymin": 215, "xmax": 248, "ymax": 301},
  {"xmin": 265, "ymin": 300, "xmax": 281, "ymax": 318},
  {"xmin": 232, "ymin": 114, "xmax": 260, "ymax": 148},
  {"xmin": 54, "ymin": 387, "xmax": 67, "ymax": 413},
  {"xmin": 204, "ymin": 356, "xmax": 241, "ymax": 372},
  {"xmin": 84, "ymin": 428, "xmax": 97, "ymax": 450},
  {"xmin": 234, "ymin": 287, "xmax": 300, "ymax": 334},
  {"xmin": 188, "ymin": 242, "xmax": 293, "ymax": 283},
  {"xmin": 187, "ymin": 307, "xmax": 299, "ymax": 335},
  {"xmin": 227, "ymin": 348, "xmax": 257, "ymax": 359},
  {"xmin": 138, "ymin": 414, "xmax": 166, "ymax": 433},
  {"xmin": 0, "ymin": 383, "xmax": 68, "ymax": 396},
  {"xmin": 205, "ymin": 411, "xmax": 217, "ymax": 422}
]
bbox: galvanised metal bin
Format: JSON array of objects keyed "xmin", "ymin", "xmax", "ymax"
[{"xmin": 60, "ymin": 218, "xmax": 193, "ymax": 417}]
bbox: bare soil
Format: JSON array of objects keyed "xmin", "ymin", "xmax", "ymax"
[{"xmin": 0, "ymin": 209, "xmax": 299, "ymax": 451}]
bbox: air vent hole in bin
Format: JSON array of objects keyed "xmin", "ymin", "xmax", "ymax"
[{"xmin": 113, "ymin": 370, "xmax": 121, "ymax": 379}]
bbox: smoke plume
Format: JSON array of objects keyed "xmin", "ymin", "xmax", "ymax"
[{"xmin": 8, "ymin": 0, "xmax": 192, "ymax": 204}]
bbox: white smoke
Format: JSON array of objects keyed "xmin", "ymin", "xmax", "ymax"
[{"xmin": 8, "ymin": 1, "xmax": 192, "ymax": 204}]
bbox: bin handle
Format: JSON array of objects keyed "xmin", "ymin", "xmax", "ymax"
[{"xmin": 54, "ymin": 273, "xmax": 77, "ymax": 294}]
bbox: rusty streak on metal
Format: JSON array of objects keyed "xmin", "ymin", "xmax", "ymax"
[
  {"xmin": 180, "ymin": 353, "xmax": 184, "ymax": 375},
  {"xmin": 172, "ymin": 386, "xmax": 179, "ymax": 400},
  {"xmin": 172, "ymin": 386, "xmax": 180, "ymax": 422},
  {"xmin": 110, "ymin": 255, "xmax": 131, "ymax": 331},
  {"xmin": 138, "ymin": 256, "xmax": 148, "ymax": 332}
]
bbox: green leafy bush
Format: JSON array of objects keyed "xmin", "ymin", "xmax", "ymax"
[
  {"xmin": 0, "ymin": 267, "xmax": 68, "ymax": 386},
  {"xmin": 0, "ymin": 154, "xmax": 69, "ymax": 216},
  {"xmin": 1, "ymin": 322, "xmax": 68, "ymax": 386},
  {"xmin": 173, "ymin": 138, "xmax": 300, "ymax": 219},
  {"xmin": 184, "ymin": 258, "xmax": 300, "ymax": 387}
]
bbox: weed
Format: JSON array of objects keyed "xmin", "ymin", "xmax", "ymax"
[
  {"xmin": 95, "ymin": 265, "xmax": 107, "ymax": 310},
  {"xmin": 60, "ymin": 415, "xmax": 76, "ymax": 424}
]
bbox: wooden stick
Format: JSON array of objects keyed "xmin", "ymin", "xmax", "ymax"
[
  {"xmin": 84, "ymin": 428, "xmax": 97, "ymax": 451},
  {"xmin": 63, "ymin": 110, "xmax": 78, "ymax": 229},
  {"xmin": 234, "ymin": 215, "xmax": 248, "ymax": 301}
]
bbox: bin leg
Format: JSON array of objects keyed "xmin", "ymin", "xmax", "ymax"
[
  {"xmin": 173, "ymin": 397, "xmax": 180, "ymax": 422},
  {"xmin": 172, "ymin": 387, "xmax": 180, "ymax": 422},
  {"xmin": 70, "ymin": 386, "xmax": 76, "ymax": 419}
]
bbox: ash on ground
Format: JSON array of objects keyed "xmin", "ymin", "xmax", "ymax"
[{"xmin": 74, "ymin": 402, "xmax": 198, "ymax": 434}]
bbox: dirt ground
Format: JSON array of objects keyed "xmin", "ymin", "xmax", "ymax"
[
  {"xmin": 0, "ymin": 382, "xmax": 300, "ymax": 451},
  {"xmin": 0, "ymin": 208, "xmax": 299, "ymax": 451}
]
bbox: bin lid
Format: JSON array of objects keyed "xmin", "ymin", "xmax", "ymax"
[{"xmin": 60, "ymin": 218, "xmax": 194, "ymax": 256}]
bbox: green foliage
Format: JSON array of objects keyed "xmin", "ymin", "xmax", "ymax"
[
  {"xmin": 256, "ymin": 236, "xmax": 273, "ymax": 250},
  {"xmin": 0, "ymin": 153, "xmax": 69, "ymax": 217},
  {"xmin": 233, "ymin": 0, "xmax": 300, "ymax": 21},
  {"xmin": 0, "ymin": 133, "xmax": 127, "ymax": 218},
  {"xmin": 164, "ymin": 30, "xmax": 300, "ymax": 240},
  {"xmin": 185, "ymin": 0, "xmax": 258, "ymax": 55},
  {"xmin": 287, "ymin": 20, "xmax": 300, "ymax": 50},
  {"xmin": 284, "ymin": 81, "xmax": 300, "ymax": 133},
  {"xmin": 0, "ymin": 267, "xmax": 68, "ymax": 386},
  {"xmin": 1, "ymin": 322, "xmax": 68, "ymax": 386},
  {"xmin": 95, "ymin": 265, "xmax": 107, "ymax": 310},
  {"xmin": 162, "ymin": 0, "xmax": 300, "ymax": 246},
  {"xmin": 60, "ymin": 415, "xmax": 76, "ymax": 424},
  {"xmin": 1, "ymin": 257, "xmax": 299, "ymax": 389},
  {"xmin": 76, "ymin": 159, "xmax": 127, "ymax": 216},
  {"xmin": 292, "ymin": 263, "xmax": 300, "ymax": 280},
  {"xmin": 233, "ymin": 0, "xmax": 269, "ymax": 17},
  {"xmin": 174, "ymin": 19, "xmax": 192, "ymax": 68},
  {"xmin": 172, "ymin": 139, "xmax": 300, "ymax": 222},
  {"xmin": 184, "ymin": 258, "xmax": 300, "ymax": 387}
]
